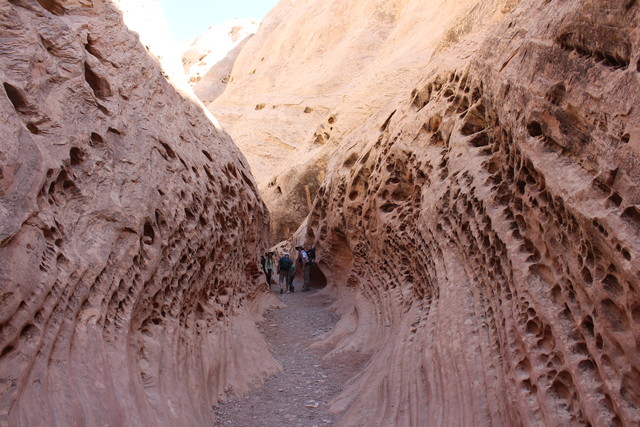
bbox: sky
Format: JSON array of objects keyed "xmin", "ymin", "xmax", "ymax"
[{"xmin": 158, "ymin": 0, "xmax": 280, "ymax": 42}]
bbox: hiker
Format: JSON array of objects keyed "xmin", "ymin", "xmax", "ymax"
[
  {"xmin": 264, "ymin": 252, "xmax": 274, "ymax": 288},
  {"xmin": 296, "ymin": 246, "xmax": 311, "ymax": 291},
  {"xmin": 277, "ymin": 252, "xmax": 294, "ymax": 294},
  {"xmin": 287, "ymin": 262, "xmax": 297, "ymax": 293}
]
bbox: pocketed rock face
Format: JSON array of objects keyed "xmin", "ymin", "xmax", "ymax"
[
  {"xmin": 210, "ymin": 0, "xmax": 519, "ymax": 243},
  {"xmin": 0, "ymin": 1, "xmax": 275, "ymax": 425},
  {"xmin": 300, "ymin": 0, "xmax": 640, "ymax": 425}
]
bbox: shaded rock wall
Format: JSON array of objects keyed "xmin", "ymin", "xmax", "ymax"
[
  {"xmin": 299, "ymin": 0, "xmax": 640, "ymax": 425},
  {"xmin": 0, "ymin": 0, "xmax": 276, "ymax": 425}
]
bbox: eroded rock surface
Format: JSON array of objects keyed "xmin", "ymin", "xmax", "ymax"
[
  {"xmin": 208, "ymin": 0, "xmax": 522, "ymax": 242},
  {"xmin": 0, "ymin": 1, "xmax": 276, "ymax": 425},
  {"xmin": 295, "ymin": 0, "xmax": 640, "ymax": 425}
]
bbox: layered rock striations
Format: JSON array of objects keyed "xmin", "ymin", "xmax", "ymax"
[
  {"xmin": 0, "ymin": 0, "xmax": 276, "ymax": 425},
  {"xmin": 295, "ymin": 0, "xmax": 640, "ymax": 425}
]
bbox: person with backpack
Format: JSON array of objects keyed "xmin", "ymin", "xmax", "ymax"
[
  {"xmin": 295, "ymin": 246, "xmax": 311, "ymax": 291},
  {"xmin": 264, "ymin": 252, "xmax": 274, "ymax": 289},
  {"xmin": 277, "ymin": 252, "xmax": 294, "ymax": 294},
  {"xmin": 307, "ymin": 247, "xmax": 316, "ymax": 264}
]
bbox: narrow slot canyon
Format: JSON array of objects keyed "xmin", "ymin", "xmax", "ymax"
[{"xmin": 1, "ymin": 0, "xmax": 639, "ymax": 426}]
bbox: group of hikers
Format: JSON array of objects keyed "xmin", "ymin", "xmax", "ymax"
[{"xmin": 260, "ymin": 247, "xmax": 316, "ymax": 294}]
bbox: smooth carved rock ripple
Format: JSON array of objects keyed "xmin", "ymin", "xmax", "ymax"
[{"xmin": 0, "ymin": 0, "xmax": 276, "ymax": 425}]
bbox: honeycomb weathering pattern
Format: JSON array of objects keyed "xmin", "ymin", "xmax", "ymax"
[
  {"xmin": 300, "ymin": 0, "xmax": 640, "ymax": 425},
  {"xmin": 0, "ymin": 0, "xmax": 276, "ymax": 425}
]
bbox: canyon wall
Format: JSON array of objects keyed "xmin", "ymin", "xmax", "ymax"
[
  {"xmin": 210, "ymin": 0, "xmax": 522, "ymax": 242},
  {"xmin": 292, "ymin": 0, "xmax": 640, "ymax": 425},
  {"xmin": 0, "ymin": 0, "xmax": 277, "ymax": 425},
  {"xmin": 182, "ymin": 17, "xmax": 259, "ymax": 98}
]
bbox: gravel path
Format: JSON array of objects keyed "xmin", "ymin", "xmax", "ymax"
[{"xmin": 213, "ymin": 281, "xmax": 368, "ymax": 426}]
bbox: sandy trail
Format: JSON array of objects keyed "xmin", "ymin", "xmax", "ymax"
[{"xmin": 213, "ymin": 281, "xmax": 368, "ymax": 426}]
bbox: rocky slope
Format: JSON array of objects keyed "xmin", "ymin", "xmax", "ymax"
[
  {"xmin": 292, "ymin": 0, "xmax": 640, "ymax": 425},
  {"xmin": 0, "ymin": 0, "xmax": 276, "ymax": 425}
]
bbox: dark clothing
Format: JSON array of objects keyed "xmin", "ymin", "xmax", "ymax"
[
  {"xmin": 265, "ymin": 270, "xmax": 273, "ymax": 288},
  {"xmin": 278, "ymin": 256, "xmax": 293, "ymax": 271},
  {"xmin": 287, "ymin": 265, "xmax": 296, "ymax": 292},
  {"xmin": 277, "ymin": 256, "xmax": 292, "ymax": 293},
  {"xmin": 302, "ymin": 263, "xmax": 311, "ymax": 291}
]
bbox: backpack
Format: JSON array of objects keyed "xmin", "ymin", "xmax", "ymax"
[
  {"xmin": 307, "ymin": 248, "xmax": 316, "ymax": 263},
  {"xmin": 279, "ymin": 257, "xmax": 293, "ymax": 271}
]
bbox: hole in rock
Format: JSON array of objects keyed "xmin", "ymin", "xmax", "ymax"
[
  {"xmin": 0, "ymin": 344, "xmax": 15, "ymax": 358},
  {"xmin": 159, "ymin": 140, "xmax": 176, "ymax": 159},
  {"xmin": 607, "ymin": 192, "xmax": 622, "ymax": 207},
  {"xmin": 470, "ymin": 132, "xmax": 490, "ymax": 147},
  {"xmin": 550, "ymin": 371, "xmax": 574, "ymax": 400},
  {"xmin": 240, "ymin": 170, "xmax": 256, "ymax": 192},
  {"xmin": 36, "ymin": 0, "xmax": 65, "ymax": 14},
  {"xmin": 602, "ymin": 274, "xmax": 623, "ymax": 296},
  {"xmin": 143, "ymin": 220, "xmax": 155, "ymax": 244},
  {"xmin": 343, "ymin": 153, "xmax": 359, "ymax": 168},
  {"xmin": 3, "ymin": 82, "xmax": 31, "ymax": 114},
  {"xmin": 621, "ymin": 206, "xmax": 640, "ymax": 228},
  {"xmin": 90, "ymin": 132, "xmax": 105, "ymax": 147},
  {"xmin": 527, "ymin": 121, "xmax": 543, "ymax": 137},
  {"xmin": 27, "ymin": 123, "xmax": 40, "ymax": 134},
  {"xmin": 84, "ymin": 63, "xmax": 112, "ymax": 99},
  {"xmin": 202, "ymin": 150, "xmax": 213, "ymax": 162},
  {"xmin": 69, "ymin": 147, "xmax": 83, "ymax": 165},
  {"xmin": 578, "ymin": 359, "xmax": 596, "ymax": 373}
]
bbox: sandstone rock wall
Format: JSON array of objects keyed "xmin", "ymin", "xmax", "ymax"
[
  {"xmin": 182, "ymin": 18, "xmax": 259, "ymax": 90},
  {"xmin": 0, "ymin": 0, "xmax": 276, "ymax": 425},
  {"xmin": 210, "ymin": 0, "xmax": 520, "ymax": 243},
  {"xmin": 297, "ymin": 0, "xmax": 640, "ymax": 425},
  {"xmin": 192, "ymin": 35, "xmax": 254, "ymax": 105}
]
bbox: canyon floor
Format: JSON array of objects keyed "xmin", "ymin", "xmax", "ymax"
[{"xmin": 213, "ymin": 281, "xmax": 369, "ymax": 427}]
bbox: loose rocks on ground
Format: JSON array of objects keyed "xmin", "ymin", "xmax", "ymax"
[{"xmin": 213, "ymin": 282, "xmax": 369, "ymax": 427}]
